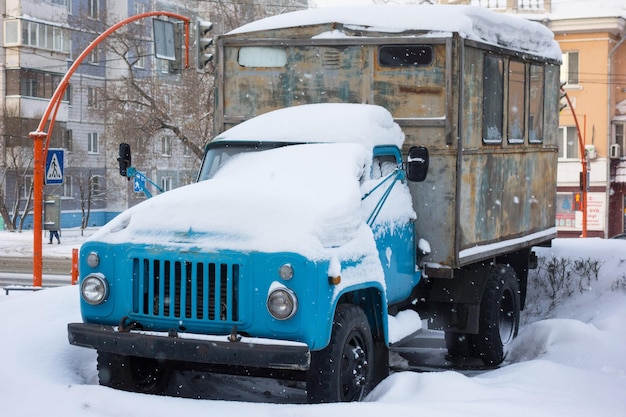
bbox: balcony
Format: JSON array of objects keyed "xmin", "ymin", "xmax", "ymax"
[{"xmin": 469, "ymin": 0, "xmax": 551, "ymax": 13}]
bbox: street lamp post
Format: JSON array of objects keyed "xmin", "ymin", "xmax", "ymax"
[
  {"xmin": 561, "ymin": 88, "xmax": 588, "ymax": 238},
  {"xmin": 30, "ymin": 11, "xmax": 191, "ymax": 287}
]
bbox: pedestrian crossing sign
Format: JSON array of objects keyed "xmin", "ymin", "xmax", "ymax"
[{"xmin": 45, "ymin": 149, "xmax": 64, "ymax": 185}]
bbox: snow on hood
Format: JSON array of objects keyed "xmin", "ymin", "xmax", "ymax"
[
  {"xmin": 214, "ymin": 103, "xmax": 405, "ymax": 149},
  {"xmin": 228, "ymin": 4, "xmax": 561, "ymax": 61},
  {"xmin": 90, "ymin": 142, "xmax": 374, "ymax": 260}
]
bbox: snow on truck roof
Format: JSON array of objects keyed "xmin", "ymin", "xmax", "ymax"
[
  {"xmin": 213, "ymin": 103, "xmax": 405, "ymax": 149},
  {"xmin": 228, "ymin": 4, "xmax": 562, "ymax": 61}
]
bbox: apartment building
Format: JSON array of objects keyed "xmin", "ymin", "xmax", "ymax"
[
  {"xmin": 0, "ymin": 0, "xmax": 307, "ymax": 231},
  {"xmin": 441, "ymin": 0, "xmax": 626, "ymax": 238}
]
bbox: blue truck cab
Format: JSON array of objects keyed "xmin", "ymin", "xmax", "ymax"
[{"xmin": 68, "ymin": 103, "xmax": 429, "ymax": 402}]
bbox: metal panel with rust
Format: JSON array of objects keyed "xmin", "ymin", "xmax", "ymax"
[{"xmin": 215, "ymin": 25, "xmax": 560, "ymax": 270}]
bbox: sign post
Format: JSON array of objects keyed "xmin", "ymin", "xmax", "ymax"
[{"xmin": 45, "ymin": 149, "xmax": 64, "ymax": 185}]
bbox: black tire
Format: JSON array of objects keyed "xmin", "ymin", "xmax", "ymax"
[
  {"xmin": 306, "ymin": 304, "xmax": 374, "ymax": 403},
  {"xmin": 471, "ymin": 266, "xmax": 520, "ymax": 366},
  {"xmin": 97, "ymin": 351, "xmax": 172, "ymax": 395}
]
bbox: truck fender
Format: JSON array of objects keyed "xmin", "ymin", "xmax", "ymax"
[{"xmin": 323, "ymin": 282, "xmax": 389, "ymax": 349}]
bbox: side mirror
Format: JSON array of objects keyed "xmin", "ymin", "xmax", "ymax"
[
  {"xmin": 406, "ymin": 146, "xmax": 429, "ymax": 182},
  {"xmin": 117, "ymin": 143, "xmax": 132, "ymax": 178}
]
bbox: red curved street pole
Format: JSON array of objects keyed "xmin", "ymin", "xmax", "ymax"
[
  {"xmin": 561, "ymin": 88, "xmax": 588, "ymax": 238},
  {"xmin": 30, "ymin": 11, "xmax": 190, "ymax": 287}
]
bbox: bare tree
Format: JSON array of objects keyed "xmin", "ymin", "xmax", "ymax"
[
  {"xmin": 102, "ymin": 0, "xmax": 309, "ymax": 166},
  {"xmin": 73, "ymin": 170, "xmax": 109, "ymax": 234},
  {"xmin": 1, "ymin": 109, "xmax": 35, "ymax": 232},
  {"xmin": 17, "ymin": 182, "xmax": 33, "ymax": 231}
]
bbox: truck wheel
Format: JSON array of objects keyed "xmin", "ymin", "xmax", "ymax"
[
  {"xmin": 472, "ymin": 266, "xmax": 520, "ymax": 366},
  {"xmin": 306, "ymin": 304, "xmax": 374, "ymax": 403},
  {"xmin": 97, "ymin": 351, "xmax": 172, "ymax": 394}
]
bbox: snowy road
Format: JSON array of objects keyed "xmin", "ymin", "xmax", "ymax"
[
  {"xmin": 0, "ymin": 256, "xmax": 71, "ymax": 274},
  {"xmin": 0, "ymin": 272, "xmax": 71, "ymax": 291}
]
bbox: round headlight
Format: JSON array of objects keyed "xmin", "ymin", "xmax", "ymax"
[
  {"xmin": 81, "ymin": 274, "xmax": 109, "ymax": 305},
  {"xmin": 278, "ymin": 263, "xmax": 294, "ymax": 280},
  {"xmin": 86, "ymin": 251, "xmax": 100, "ymax": 268},
  {"xmin": 267, "ymin": 288, "xmax": 297, "ymax": 320}
]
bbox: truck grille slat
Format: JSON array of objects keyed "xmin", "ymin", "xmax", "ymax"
[{"xmin": 132, "ymin": 258, "xmax": 240, "ymax": 323}]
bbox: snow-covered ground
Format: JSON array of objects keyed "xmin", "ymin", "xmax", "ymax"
[
  {"xmin": 0, "ymin": 228, "xmax": 96, "ymax": 259},
  {"xmin": 0, "ymin": 232, "xmax": 625, "ymax": 416}
]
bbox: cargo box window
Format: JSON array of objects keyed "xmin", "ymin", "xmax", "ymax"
[
  {"xmin": 528, "ymin": 65, "xmax": 545, "ymax": 143},
  {"xmin": 507, "ymin": 61, "xmax": 526, "ymax": 144},
  {"xmin": 238, "ymin": 47, "xmax": 287, "ymax": 67},
  {"xmin": 482, "ymin": 55, "xmax": 504, "ymax": 144},
  {"xmin": 378, "ymin": 45, "xmax": 433, "ymax": 67}
]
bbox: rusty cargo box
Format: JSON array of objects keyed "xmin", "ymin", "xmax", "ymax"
[{"xmin": 213, "ymin": 6, "xmax": 561, "ymax": 274}]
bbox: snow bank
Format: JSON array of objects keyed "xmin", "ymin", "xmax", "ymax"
[{"xmin": 0, "ymin": 237, "xmax": 625, "ymax": 416}]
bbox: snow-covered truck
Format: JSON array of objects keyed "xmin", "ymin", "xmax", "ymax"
[{"xmin": 68, "ymin": 5, "xmax": 561, "ymax": 403}]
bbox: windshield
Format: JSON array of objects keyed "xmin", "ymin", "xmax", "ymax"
[{"xmin": 197, "ymin": 142, "xmax": 287, "ymax": 181}]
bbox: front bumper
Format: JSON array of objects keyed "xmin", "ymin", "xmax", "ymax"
[{"xmin": 68, "ymin": 323, "xmax": 310, "ymax": 371}]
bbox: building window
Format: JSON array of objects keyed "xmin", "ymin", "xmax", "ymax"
[
  {"xmin": 88, "ymin": 0, "xmax": 99, "ymax": 20},
  {"xmin": 161, "ymin": 136, "xmax": 172, "ymax": 157},
  {"xmin": 87, "ymin": 87, "xmax": 99, "ymax": 108},
  {"xmin": 561, "ymin": 51, "xmax": 579, "ymax": 86},
  {"xmin": 482, "ymin": 55, "xmax": 504, "ymax": 144},
  {"xmin": 88, "ymin": 132, "xmax": 99, "ymax": 154},
  {"xmin": 615, "ymin": 123, "xmax": 625, "ymax": 157},
  {"xmin": 4, "ymin": 19, "xmax": 69, "ymax": 53},
  {"xmin": 5, "ymin": 20, "xmax": 19, "ymax": 43},
  {"xmin": 161, "ymin": 176, "xmax": 173, "ymax": 192},
  {"xmin": 88, "ymin": 48, "xmax": 100, "ymax": 65},
  {"xmin": 52, "ymin": 26, "xmax": 68, "ymax": 51},
  {"xmin": 133, "ymin": 46, "xmax": 146, "ymax": 69},
  {"xmin": 134, "ymin": 3, "xmax": 146, "ymax": 24},
  {"xmin": 90, "ymin": 175, "xmax": 101, "ymax": 196},
  {"xmin": 49, "ymin": 0, "xmax": 70, "ymax": 7},
  {"xmin": 63, "ymin": 176, "xmax": 73, "ymax": 197},
  {"xmin": 6, "ymin": 69, "xmax": 68, "ymax": 100},
  {"xmin": 558, "ymin": 126, "xmax": 579, "ymax": 159},
  {"xmin": 23, "ymin": 78, "xmax": 38, "ymax": 97},
  {"xmin": 64, "ymin": 130, "xmax": 73, "ymax": 152}
]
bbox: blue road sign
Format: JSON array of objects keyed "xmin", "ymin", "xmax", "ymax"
[
  {"xmin": 45, "ymin": 149, "xmax": 64, "ymax": 185},
  {"xmin": 133, "ymin": 172, "xmax": 146, "ymax": 193}
]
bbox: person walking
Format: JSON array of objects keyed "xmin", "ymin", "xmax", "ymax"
[{"xmin": 49, "ymin": 228, "xmax": 61, "ymax": 244}]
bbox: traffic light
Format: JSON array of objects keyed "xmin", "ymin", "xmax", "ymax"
[
  {"xmin": 117, "ymin": 143, "xmax": 131, "ymax": 178},
  {"xmin": 196, "ymin": 19, "xmax": 214, "ymax": 71},
  {"xmin": 574, "ymin": 193, "xmax": 582, "ymax": 211}
]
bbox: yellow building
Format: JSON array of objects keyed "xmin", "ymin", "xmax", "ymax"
[{"xmin": 441, "ymin": 0, "xmax": 626, "ymax": 237}]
